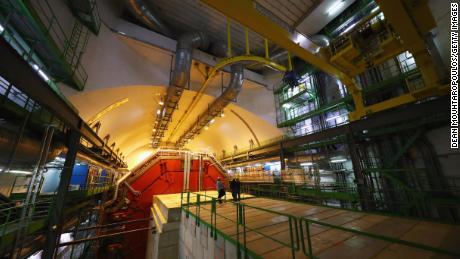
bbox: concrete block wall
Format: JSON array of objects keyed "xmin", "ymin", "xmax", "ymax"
[
  {"xmin": 147, "ymin": 197, "xmax": 182, "ymax": 259},
  {"xmin": 178, "ymin": 211, "xmax": 255, "ymax": 259}
]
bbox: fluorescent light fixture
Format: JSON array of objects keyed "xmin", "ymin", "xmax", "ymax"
[
  {"xmin": 294, "ymin": 33, "xmax": 306, "ymax": 45},
  {"xmin": 301, "ymin": 162, "xmax": 313, "ymax": 166},
  {"xmin": 325, "ymin": 114, "xmax": 345, "ymax": 122},
  {"xmin": 9, "ymin": 170, "xmax": 32, "ymax": 175},
  {"xmin": 371, "ymin": 6, "xmax": 380, "ymax": 13},
  {"xmin": 38, "ymin": 69, "xmax": 50, "ymax": 81},
  {"xmin": 0, "ymin": 24, "xmax": 4, "ymax": 33},
  {"xmin": 282, "ymin": 103, "xmax": 292, "ymax": 109},
  {"xmin": 330, "ymin": 159, "xmax": 347, "ymax": 163},
  {"xmin": 327, "ymin": 0, "xmax": 345, "ymax": 16},
  {"xmin": 341, "ymin": 21, "xmax": 358, "ymax": 35}
]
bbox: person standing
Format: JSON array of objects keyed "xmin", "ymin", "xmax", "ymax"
[
  {"xmin": 235, "ymin": 178, "xmax": 241, "ymax": 201},
  {"xmin": 216, "ymin": 177, "xmax": 225, "ymax": 204},
  {"xmin": 230, "ymin": 179, "xmax": 237, "ymax": 201}
]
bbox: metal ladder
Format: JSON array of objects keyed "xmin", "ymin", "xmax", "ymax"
[{"xmin": 12, "ymin": 126, "xmax": 55, "ymax": 258}]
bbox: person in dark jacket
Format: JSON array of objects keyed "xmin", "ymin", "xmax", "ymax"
[
  {"xmin": 216, "ymin": 177, "xmax": 225, "ymax": 204},
  {"xmin": 235, "ymin": 178, "xmax": 241, "ymax": 201},
  {"xmin": 230, "ymin": 179, "xmax": 238, "ymax": 201}
]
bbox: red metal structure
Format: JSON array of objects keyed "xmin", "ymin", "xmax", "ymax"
[{"xmin": 100, "ymin": 151, "xmax": 227, "ymax": 258}]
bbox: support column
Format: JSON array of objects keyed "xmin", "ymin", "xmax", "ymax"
[
  {"xmin": 198, "ymin": 155, "xmax": 202, "ymax": 191},
  {"xmin": 346, "ymin": 131, "xmax": 374, "ymax": 211},
  {"xmin": 42, "ymin": 129, "xmax": 81, "ymax": 259},
  {"xmin": 280, "ymin": 142, "xmax": 286, "ymax": 171}
]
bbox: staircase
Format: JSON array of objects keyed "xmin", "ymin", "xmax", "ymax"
[{"xmin": 68, "ymin": 0, "xmax": 101, "ymax": 34}]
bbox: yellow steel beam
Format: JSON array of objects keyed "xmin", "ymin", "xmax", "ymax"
[
  {"xmin": 87, "ymin": 98, "xmax": 129, "ymax": 125},
  {"xmin": 244, "ymin": 27, "xmax": 250, "ymax": 55},
  {"xmin": 264, "ymin": 38, "xmax": 269, "ymax": 59},
  {"xmin": 200, "ymin": 0, "xmax": 351, "ymax": 82},
  {"xmin": 200, "ymin": 0, "xmax": 365, "ymax": 119},
  {"xmin": 357, "ymin": 93, "xmax": 416, "ymax": 117},
  {"xmin": 375, "ymin": 0, "xmax": 439, "ymax": 88},
  {"xmin": 226, "ymin": 17, "xmax": 232, "ymax": 57}
]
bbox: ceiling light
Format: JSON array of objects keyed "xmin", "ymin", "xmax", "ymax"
[
  {"xmin": 325, "ymin": 114, "xmax": 345, "ymax": 122},
  {"xmin": 282, "ymin": 103, "xmax": 292, "ymax": 109},
  {"xmin": 371, "ymin": 6, "xmax": 380, "ymax": 13},
  {"xmin": 204, "ymin": 126, "xmax": 209, "ymax": 130},
  {"xmin": 9, "ymin": 170, "xmax": 32, "ymax": 175},
  {"xmin": 221, "ymin": 112, "xmax": 225, "ymax": 117},
  {"xmin": 341, "ymin": 21, "xmax": 359, "ymax": 35},
  {"xmin": 153, "ymin": 128, "xmax": 156, "ymax": 132},
  {"xmin": 210, "ymin": 119, "xmax": 215, "ymax": 124},
  {"xmin": 0, "ymin": 24, "xmax": 4, "ymax": 33},
  {"xmin": 300, "ymin": 162, "xmax": 313, "ymax": 166},
  {"xmin": 38, "ymin": 69, "xmax": 50, "ymax": 82},
  {"xmin": 330, "ymin": 159, "xmax": 347, "ymax": 163},
  {"xmin": 156, "ymin": 109, "xmax": 161, "ymax": 115},
  {"xmin": 158, "ymin": 101, "xmax": 164, "ymax": 105},
  {"xmin": 294, "ymin": 33, "xmax": 306, "ymax": 45},
  {"xmin": 327, "ymin": 0, "xmax": 345, "ymax": 16}
]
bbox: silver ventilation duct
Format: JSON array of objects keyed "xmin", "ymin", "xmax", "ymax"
[
  {"xmin": 176, "ymin": 64, "xmax": 244, "ymax": 147},
  {"xmin": 151, "ymin": 32, "xmax": 210, "ymax": 147},
  {"xmin": 126, "ymin": 0, "xmax": 174, "ymax": 37},
  {"xmin": 171, "ymin": 32, "xmax": 210, "ymax": 87}
]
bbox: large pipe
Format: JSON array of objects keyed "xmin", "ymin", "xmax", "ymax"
[
  {"xmin": 110, "ymin": 169, "xmax": 132, "ymax": 204},
  {"xmin": 176, "ymin": 64, "xmax": 244, "ymax": 147},
  {"xmin": 126, "ymin": 0, "xmax": 174, "ymax": 38},
  {"xmin": 171, "ymin": 32, "xmax": 210, "ymax": 87},
  {"xmin": 152, "ymin": 32, "xmax": 210, "ymax": 147}
]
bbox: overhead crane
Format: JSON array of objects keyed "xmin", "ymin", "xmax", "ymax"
[{"xmin": 200, "ymin": 0, "xmax": 448, "ymax": 121}]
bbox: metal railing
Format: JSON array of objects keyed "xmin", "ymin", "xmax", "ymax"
[
  {"xmin": 180, "ymin": 191, "xmax": 460, "ymax": 259},
  {"xmin": 181, "ymin": 192, "xmax": 300, "ymax": 259},
  {"xmin": 0, "ymin": 198, "xmax": 54, "ymax": 249},
  {"xmin": 298, "ymin": 217, "xmax": 460, "ymax": 258},
  {"xmin": 0, "ymin": 0, "xmax": 89, "ymax": 90}
]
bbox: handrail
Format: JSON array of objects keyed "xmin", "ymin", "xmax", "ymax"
[
  {"xmin": 181, "ymin": 191, "xmax": 302, "ymax": 259},
  {"xmin": 299, "ymin": 217, "xmax": 460, "ymax": 258}
]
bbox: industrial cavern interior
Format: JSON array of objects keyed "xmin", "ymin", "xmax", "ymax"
[{"xmin": 0, "ymin": 0, "xmax": 459, "ymax": 258}]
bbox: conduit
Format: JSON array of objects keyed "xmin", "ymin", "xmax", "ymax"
[
  {"xmin": 151, "ymin": 32, "xmax": 209, "ymax": 147},
  {"xmin": 126, "ymin": 0, "xmax": 174, "ymax": 37},
  {"xmin": 175, "ymin": 64, "xmax": 244, "ymax": 147}
]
